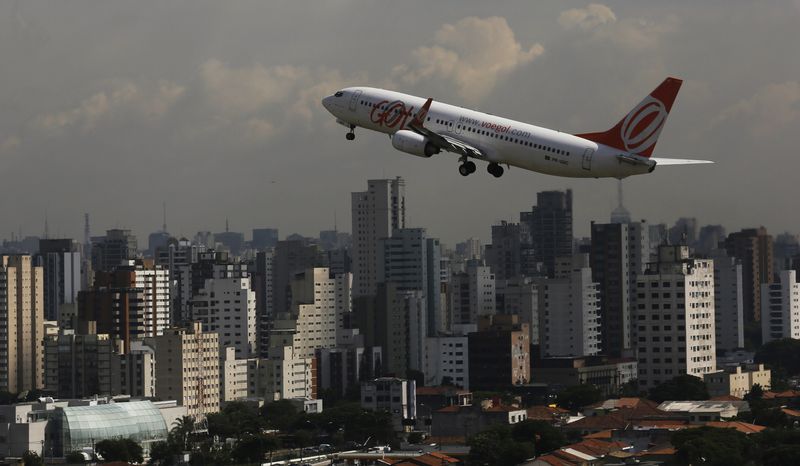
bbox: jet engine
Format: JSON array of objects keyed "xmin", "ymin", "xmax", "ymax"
[{"xmin": 391, "ymin": 130, "xmax": 440, "ymax": 158}]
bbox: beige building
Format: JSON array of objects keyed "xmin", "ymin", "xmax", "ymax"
[
  {"xmin": 221, "ymin": 347, "xmax": 249, "ymax": 403},
  {"xmin": 704, "ymin": 364, "xmax": 771, "ymax": 399},
  {"xmin": 147, "ymin": 323, "xmax": 220, "ymax": 418},
  {"xmin": 0, "ymin": 255, "xmax": 45, "ymax": 392}
]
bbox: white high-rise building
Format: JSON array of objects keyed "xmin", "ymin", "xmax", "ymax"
[
  {"xmin": 761, "ymin": 270, "xmax": 800, "ymax": 343},
  {"xmin": 537, "ymin": 254, "xmax": 601, "ymax": 357},
  {"xmin": 351, "ymin": 177, "xmax": 405, "ymax": 298},
  {"xmin": 424, "ymin": 324, "xmax": 473, "ymax": 389},
  {"xmin": 711, "ymin": 249, "xmax": 744, "ymax": 352},
  {"xmin": 132, "ymin": 264, "xmax": 171, "ymax": 337},
  {"xmin": 192, "ymin": 274, "xmax": 257, "ymax": 358},
  {"xmin": 450, "ymin": 262, "xmax": 495, "ymax": 326},
  {"xmin": 636, "ymin": 245, "xmax": 716, "ymax": 389}
]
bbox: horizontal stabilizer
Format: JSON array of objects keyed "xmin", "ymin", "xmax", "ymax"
[{"xmin": 652, "ymin": 157, "xmax": 714, "ymax": 166}]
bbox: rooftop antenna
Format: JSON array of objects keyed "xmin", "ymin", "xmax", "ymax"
[
  {"xmin": 44, "ymin": 209, "xmax": 49, "ymax": 240},
  {"xmin": 162, "ymin": 201, "xmax": 168, "ymax": 233},
  {"xmin": 334, "ymin": 210, "xmax": 338, "ymax": 232},
  {"xmin": 225, "ymin": 217, "xmax": 229, "ymax": 233},
  {"xmin": 84, "ymin": 213, "xmax": 91, "ymax": 246}
]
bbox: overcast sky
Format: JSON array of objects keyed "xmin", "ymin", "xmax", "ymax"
[{"xmin": 2, "ymin": 0, "xmax": 799, "ymax": 246}]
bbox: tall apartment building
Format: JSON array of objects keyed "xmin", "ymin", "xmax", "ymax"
[
  {"xmin": 147, "ymin": 323, "xmax": 220, "ymax": 419},
  {"xmin": 351, "ymin": 177, "xmax": 406, "ymax": 298},
  {"xmin": 0, "ymin": 255, "xmax": 45, "ymax": 392},
  {"xmin": 38, "ymin": 239, "xmax": 83, "ymax": 322},
  {"xmin": 252, "ymin": 228, "xmax": 279, "ymax": 250},
  {"xmin": 537, "ymin": 254, "xmax": 601, "ymax": 357},
  {"xmin": 424, "ymin": 327, "xmax": 471, "ymax": 389},
  {"xmin": 485, "ymin": 221, "xmax": 525, "ymax": 281},
  {"xmin": 378, "ymin": 228, "xmax": 442, "ymax": 335},
  {"xmin": 172, "ymin": 251, "xmax": 247, "ymax": 325},
  {"xmin": 521, "ymin": 190, "xmax": 573, "ymax": 277},
  {"xmin": 724, "ymin": 227, "xmax": 774, "ymax": 323},
  {"xmin": 252, "ymin": 250, "xmax": 274, "ymax": 357},
  {"xmin": 191, "ymin": 273, "xmax": 257, "ymax": 358},
  {"xmin": 266, "ymin": 268, "xmax": 353, "ymax": 398},
  {"xmin": 495, "ymin": 277, "xmax": 539, "ymax": 345},
  {"xmin": 272, "ymin": 239, "xmax": 323, "ymax": 315},
  {"xmin": 590, "ymin": 221, "xmax": 649, "ymax": 356},
  {"xmin": 711, "ymin": 249, "xmax": 744, "ymax": 352},
  {"xmin": 44, "ymin": 330, "xmax": 116, "ymax": 398},
  {"xmin": 449, "ymin": 261, "xmax": 495, "ymax": 326},
  {"xmin": 155, "ymin": 238, "xmax": 206, "ymax": 324},
  {"xmin": 761, "ymin": 270, "xmax": 800, "ymax": 343},
  {"xmin": 635, "ymin": 245, "xmax": 716, "ymax": 389}
]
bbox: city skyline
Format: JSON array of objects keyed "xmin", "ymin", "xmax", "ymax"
[{"xmin": 1, "ymin": 1, "xmax": 800, "ymax": 246}]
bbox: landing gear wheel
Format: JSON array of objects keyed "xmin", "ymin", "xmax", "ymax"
[
  {"xmin": 488, "ymin": 163, "xmax": 504, "ymax": 178},
  {"xmin": 465, "ymin": 161, "xmax": 476, "ymax": 174},
  {"xmin": 459, "ymin": 164, "xmax": 471, "ymax": 176},
  {"xmin": 346, "ymin": 132, "xmax": 355, "ymax": 141}
]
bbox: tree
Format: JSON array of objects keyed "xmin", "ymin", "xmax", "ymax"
[
  {"xmin": 468, "ymin": 425, "xmax": 534, "ymax": 466},
  {"xmin": 148, "ymin": 440, "xmax": 179, "ymax": 466},
  {"xmin": 620, "ymin": 379, "xmax": 643, "ymax": 397},
  {"xmin": 671, "ymin": 427, "xmax": 755, "ymax": 466},
  {"xmin": 261, "ymin": 399, "xmax": 300, "ymax": 431},
  {"xmin": 21, "ymin": 450, "xmax": 44, "ymax": 466},
  {"xmin": 746, "ymin": 383, "xmax": 764, "ymax": 401},
  {"xmin": 95, "ymin": 438, "xmax": 144, "ymax": 464},
  {"xmin": 230, "ymin": 433, "xmax": 280, "ymax": 464},
  {"xmin": 556, "ymin": 384, "xmax": 603, "ymax": 411},
  {"xmin": 648, "ymin": 375, "xmax": 709, "ymax": 403},
  {"xmin": 511, "ymin": 420, "xmax": 567, "ymax": 455},
  {"xmin": 65, "ymin": 451, "xmax": 87, "ymax": 464},
  {"xmin": 755, "ymin": 338, "xmax": 800, "ymax": 385},
  {"xmin": 170, "ymin": 415, "xmax": 196, "ymax": 451}
]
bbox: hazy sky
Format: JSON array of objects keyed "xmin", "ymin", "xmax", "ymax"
[{"xmin": 2, "ymin": 0, "xmax": 799, "ymax": 246}]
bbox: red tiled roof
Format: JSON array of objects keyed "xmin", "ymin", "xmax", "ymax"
[
  {"xmin": 632, "ymin": 419, "xmax": 691, "ymax": 429},
  {"xmin": 435, "ymin": 405, "xmax": 462, "ymax": 413},
  {"xmin": 583, "ymin": 429, "xmax": 614, "ymax": 439},
  {"xmin": 762, "ymin": 390, "xmax": 800, "ymax": 399},
  {"xmin": 568, "ymin": 439, "xmax": 629, "ymax": 457},
  {"xmin": 709, "ymin": 394, "xmax": 743, "ymax": 401},
  {"xmin": 636, "ymin": 447, "xmax": 677, "ymax": 456},
  {"xmin": 781, "ymin": 407, "xmax": 800, "ymax": 418},
  {"xmin": 416, "ymin": 386, "xmax": 469, "ymax": 396},
  {"xmin": 567, "ymin": 412, "xmax": 629, "ymax": 430},
  {"xmin": 704, "ymin": 421, "xmax": 767, "ymax": 434},
  {"xmin": 527, "ymin": 405, "xmax": 569, "ymax": 420}
]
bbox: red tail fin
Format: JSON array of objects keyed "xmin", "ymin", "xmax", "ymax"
[{"xmin": 575, "ymin": 77, "xmax": 682, "ymax": 157}]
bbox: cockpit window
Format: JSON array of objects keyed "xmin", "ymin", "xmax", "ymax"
[{"xmin": 334, "ymin": 91, "xmax": 344, "ymax": 97}]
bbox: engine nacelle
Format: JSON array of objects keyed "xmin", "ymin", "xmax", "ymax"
[{"xmin": 391, "ymin": 130, "xmax": 440, "ymax": 158}]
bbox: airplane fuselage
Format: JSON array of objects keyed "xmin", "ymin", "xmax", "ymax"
[{"xmin": 323, "ymin": 87, "xmax": 655, "ymax": 179}]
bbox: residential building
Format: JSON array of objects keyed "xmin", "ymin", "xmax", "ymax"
[
  {"xmin": 431, "ymin": 399, "xmax": 528, "ymax": 438},
  {"xmin": 38, "ymin": 239, "xmax": 83, "ymax": 322},
  {"xmin": 252, "ymin": 228, "xmax": 279, "ymax": 250},
  {"xmin": 635, "ymin": 245, "xmax": 717, "ymax": 389},
  {"xmin": 351, "ymin": 177, "xmax": 406, "ymax": 298},
  {"xmin": 761, "ymin": 270, "xmax": 800, "ymax": 343},
  {"xmin": 449, "ymin": 261, "xmax": 495, "ymax": 326},
  {"xmin": 724, "ymin": 227, "xmax": 774, "ymax": 323},
  {"xmin": 191, "ymin": 272, "xmax": 257, "ymax": 358},
  {"xmin": 704, "ymin": 364, "xmax": 771, "ymax": 399},
  {"xmin": 360, "ymin": 377, "xmax": 417, "ymax": 432},
  {"xmin": 469, "ymin": 315, "xmax": 530, "ymax": 390},
  {"xmin": 521, "ymin": 190, "xmax": 573, "ymax": 277},
  {"xmin": 656, "ymin": 400, "xmax": 750, "ymax": 423},
  {"xmin": 590, "ymin": 221, "xmax": 649, "ymax": 356},
  {"xmin": 711, "ymin": 249, "xmax": 745, "ymax": 352},
  {"xmin": 495, "ymin": 277, "xmax": 539, "ymax": 345},
  {"xmin": 537, "ymin": 254, "xmax": 601, "ymax": 357},
  {"xmin": 424, "ymin": 327, "xmax": 471, "ymax": 389},
  {"xmin": 0, "ymin": 255, "xmax": 45, "ymax": 392},
  {"xmin": 221, "ymin": 347, "xmax": 249, "ymax": 403},
  {"xmin": 531, "ymin": 356, "xmax": 638, "ymax": 397},
  {"xmin": 44, "ymin": 330, "xmax": 116, "ymax": 398},
  {"xmin": 91, "ymin": 229, "xmax": 138, "ymax": 272},
  {"xmin": 147, "ymin": 323, "xmax": 220, "ymax": 418}
]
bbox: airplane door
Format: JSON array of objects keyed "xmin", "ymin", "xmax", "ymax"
[
  {"xmin": 453, "ymin": 118, "xmax": 463, "ymax": 135},
  {"xmin": 582, "ymin": 148, "xmax": 594, "ymax": 170},
  {"xmin": 348, "ymin": 90, "xmax": 362, "ymax": 112}
]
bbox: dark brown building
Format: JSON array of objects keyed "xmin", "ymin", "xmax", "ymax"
[
  {"xmin": 724, "ymin": 227, "xmax": 774, "ymax": 323},
  {"xmin": 468, "ymin": 315, "xmax": 530, "ymax": 390},
  {"xmin": 77, "ymin": 269, "xmax": 144, "ymax": 353}
]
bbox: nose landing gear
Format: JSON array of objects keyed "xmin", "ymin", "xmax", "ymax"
[{"xmin": 346, "ymin": 125, "xmax": 356, "ymax": 141}]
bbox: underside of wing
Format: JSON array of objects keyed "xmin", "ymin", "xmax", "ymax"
[
  {"xmin": 652, "ymin": 157, "xmax": 714, "ymax": 165},
  {"xmin": 408, "ymin": 124, "xmax": 485, "ymax": 160}
]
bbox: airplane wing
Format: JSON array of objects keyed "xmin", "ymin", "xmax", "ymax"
[
  {"xmin": 651, "ymin": 157, "xmax": 714, "ymax": 165},
  {"xmin": 407, "ymin": 98, "xmax": 486, "ymax": 160}
]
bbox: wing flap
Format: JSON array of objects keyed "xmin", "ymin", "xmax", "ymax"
[{"xmin": 406, "ymin": 98, "xmax": 486, "ymax": 159}]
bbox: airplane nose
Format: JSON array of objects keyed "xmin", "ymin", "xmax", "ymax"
[{"xmin": 322, "ymin": 96, "xmax": 334, "ymax": 112}]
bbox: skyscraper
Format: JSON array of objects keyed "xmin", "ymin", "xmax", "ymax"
[
  {"xmin": 590, "ymin": 221, "xmax": 649, "ymax": 356},
  {"xmin": 351, "ymin": 177, "xmax": 406, "ymax": 298},
  {"xmin": 0, "ymin": 255, "xmax": 45, "ymax": 392},
  {"xmin": 724, "ymin": 227, "xmax": 774, "ymax": 323},
  {"xmin": 711, "ymin": 249, "xmax": 744, "ymax": 352},
  {"xmin": 635, "ymin": 245, "xmax": 716, "ymax": 389},
  {"xmin": 38, "ymin": 239, "xmax": 83, "ymax": 322},
  {"xmin": 91, "ymin": 229, "xmax": 138, "ymax": 272},
  {"xmin": 522, "ymin": 190, "xmax": 573, "ymax": 277},
  {"xmin": 761, "ymin": 270, "xmax": 800, "ymax": 343}
]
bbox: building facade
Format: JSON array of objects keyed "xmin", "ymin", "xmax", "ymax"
[{"xmin": 761, "ymin": 270, "xmax": 800, "ymax": 343}]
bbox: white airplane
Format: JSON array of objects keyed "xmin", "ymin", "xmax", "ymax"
[{"xmin": 321, "ymin": 77, "xmax": 712, "ymax": 179}]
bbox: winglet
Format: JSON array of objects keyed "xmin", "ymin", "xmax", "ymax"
[{"xmin": 409, "ymin": 98, "xmax": 433, "ymax": 128}]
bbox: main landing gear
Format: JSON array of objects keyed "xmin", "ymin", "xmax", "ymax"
[
  {"xmin": 487, "ymin": 162, "xmax": 504, "ymax": 178},
  {"xmin": 345, "ymin": 125, "xmax": 355, "ymax": 140},
  {"xmin": 458, "ymin": 160, "xmax": 477, "ymax": 176}
]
